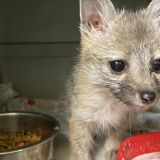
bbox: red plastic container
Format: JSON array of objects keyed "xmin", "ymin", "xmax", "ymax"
[{"xmin": 116, "ymin": 132, "xmax": 160, "ymax": 160}]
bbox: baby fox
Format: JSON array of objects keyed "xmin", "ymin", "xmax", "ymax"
[{"xmin": 68, "ymin": 0, "xmax": 160, "ymax": 159}]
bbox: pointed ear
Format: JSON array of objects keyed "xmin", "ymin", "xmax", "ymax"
[
  {"xmin": 147, "ymin": 0, "xmax": 160, "ymax": 24},
  {"xmin": 79, "ymin": 0, "xmax": 116, "ymax": 34}
]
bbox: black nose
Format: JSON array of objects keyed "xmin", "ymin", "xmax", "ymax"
[{"xmin": 140, "ymin": 91, "xmax": 156, "ymax": 104}]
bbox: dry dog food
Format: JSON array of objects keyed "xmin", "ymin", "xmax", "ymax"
[{"xmin": 0, "ymin": 130, "xmax": 46, "ymax": 152}]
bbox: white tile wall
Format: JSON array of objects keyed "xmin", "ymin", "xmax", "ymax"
[
  {"xmin": 0, "ymin": 0, "xmax": 150, "ymax": 99},
  {"xmin": 0, "ymin": 0, "xmax": 79, "ymax": 98},
  {"xmin": 0, "ymin": 0, "xmax": 79, "ymax": 42},
  {"xmin": 0, "ymin": 44, "xmax": 78, "ymax": 98}
]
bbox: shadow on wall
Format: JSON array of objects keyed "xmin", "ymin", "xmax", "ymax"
[{"xmin": 113, "ymin": 0, "xmax": 151, "ymax": 10}]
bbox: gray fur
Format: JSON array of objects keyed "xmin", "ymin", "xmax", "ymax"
[{"xmin": 68, "ymin": 0, "xmax": 160, "ymax": 160}]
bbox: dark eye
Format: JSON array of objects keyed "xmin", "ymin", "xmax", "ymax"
[
  {"xmin": 152, "ymin": 59, "xmax": 160, "ymax": 72},
  {"xmin": 109, "ymin": 60, "xmax": 126, "ymax": 73}
]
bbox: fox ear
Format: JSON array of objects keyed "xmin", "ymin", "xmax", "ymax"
[
  {"xmin": 147, "ymin": 0, "xmax": 160, "ymax": 24},
  {"xmin": 79, "ymin": 0, "xmax": 116, "ymax": 34}
]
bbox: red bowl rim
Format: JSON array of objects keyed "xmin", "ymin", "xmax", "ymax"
[{"xmin": 117, "ymin": 132, "xmax": 160, "ymax": 160}]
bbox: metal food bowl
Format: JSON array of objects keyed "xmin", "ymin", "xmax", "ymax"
[{"xmin": 0, "ymin": 111, "xmax": 60, "ymax": 160}]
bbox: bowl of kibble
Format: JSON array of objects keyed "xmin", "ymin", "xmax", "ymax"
[{"xmin": 0, "ymin": 111, "xmax": 60, "ymax": 160}]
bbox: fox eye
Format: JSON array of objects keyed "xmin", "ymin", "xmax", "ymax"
[
  {"xmin": 152, "ymin": 59, "xmax": 160, "ymax": 73},
  {"xmin": 109, "ymin": 60, "xmax": 126, "ymax": 73}
]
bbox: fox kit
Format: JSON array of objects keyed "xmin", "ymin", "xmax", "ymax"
[{"xmin": 68, "ymin": 0, "xmax": 160, "ymax": 159}]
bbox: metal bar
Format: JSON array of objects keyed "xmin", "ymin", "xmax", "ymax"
[{"xmin": 0, "ymin": 41, "xmax": 80, "ymax": 45}]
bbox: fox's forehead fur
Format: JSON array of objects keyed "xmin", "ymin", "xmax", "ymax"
[
  {"xmin": 110, "ymin": 11, "xmax": 160, "ymax": 56},
  {"xmin": 80, "ymin": 0, "xmax": 160, "ymax": 60},
  {"xmin": 82, "ymin": 10, "xmax": 160, "ymax": 58}
]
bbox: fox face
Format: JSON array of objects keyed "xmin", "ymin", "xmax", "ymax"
[{"xmin": 79, "ymin": 0, "xmax": 160, "ymax": 111}]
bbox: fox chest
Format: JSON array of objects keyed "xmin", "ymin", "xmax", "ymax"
[{"xmin": 86, "ymin": 106, "xmax": 128, "ymax": 132}]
